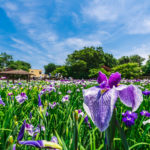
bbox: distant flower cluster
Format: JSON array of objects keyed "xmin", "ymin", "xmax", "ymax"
[{"xmin": 122, "ymin": 111, "xmax": 138, "ymax": 127}]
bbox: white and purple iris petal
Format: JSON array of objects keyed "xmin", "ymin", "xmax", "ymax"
[
  {"xmin": 19, "ymin": 140, "xmax": 62, "ymax": 149},
  {"xmin": 15, "ymin": 93, "xmax": 28, "ymax": 104},
  {"xmin": 25, "ymin": 123, "xmax": 34, "ymax": 136},
  {"xmin": 0, "ymin": 96, "xmax": 5, "ymax": 106},
  {"xmin": 16, "ymin": 120, "xmax": 62, "ymax": 150},
  {"xmin": 83, "ymin": 72, "xmax": 143, "ymax": 132},
  {"xmin": 19, "ymin": 140, "xmax": 43, "ymax": 148},
  {"xmin": 62, "ymin": 95, "xmax": 69, "ymax": 102}
]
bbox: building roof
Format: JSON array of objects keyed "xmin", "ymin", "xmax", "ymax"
[{"xmin": 0, "ymin": 69, "xmax": 33, "ymax": 75}]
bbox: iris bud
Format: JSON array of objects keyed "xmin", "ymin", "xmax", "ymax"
[
  {"xmin": 74, "ymin": 110, "xmax": 78, "ymax": 121},
  {"xmin": 8, "ymin": 136, "xmax": 13, "ymax": 144}
]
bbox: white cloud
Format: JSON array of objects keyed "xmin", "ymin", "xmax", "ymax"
[
  {"xmin": 11, "ymin": 38, "xmax": 42, "ymax": 55},
  {"xmin": 127, "ymin": 18, "xmax": 150, "ymax": 34},
  {"xmin": 4, "ymin": 2, "xmax": 18, "ymax": 11},
  {"xmin": 82, "ymin": 0, "xmax": 150, "ymax": 34},
  {"xmin": 82, "ymin": 0, "xmax": 121, "ymax": 22}
]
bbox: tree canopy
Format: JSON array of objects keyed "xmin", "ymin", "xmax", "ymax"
[{"xmin": 0, "ymin": 52, "xmax": 31, "ymax": 71}]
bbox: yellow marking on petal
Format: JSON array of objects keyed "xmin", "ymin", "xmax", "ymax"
[
  {"xmin": 101, "ymin": 89, "xmax": 108, "ymax": 94},
  {"xmin": 43, "ymin": 140, "xmax": 62, "ymax": 149}
]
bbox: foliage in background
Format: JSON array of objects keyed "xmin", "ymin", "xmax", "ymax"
[
  {"xmin": 88, "ymin": 68, "xmax": 110, "ymax": 78},
  {"xmin": 112, "ymin": 63, "xmax": 142, "ymax": 79},
  {"xmin": 118, "ymin": 55, "xmax": 145, "ymax": 66},
  {"xmin": 64, "ymin": 46, "xmax": 117, "ymax": 78},
  {"xmin": 8, "ymin": 60, "xmax": 31, "ymax": 71},
  {"xmin": 44, "ymin": 63, "xmax": 60, "ymax": 74},
  {"xmin": 52, "ymin": 66, "xmax": 68, "ymax": 77},
  {"xmin": 0, "ymin": 52, "xmax": 31, "ymax": 71},
  {"xmin": 142, "ymin": 55, "xmax": 150, "ymax": 76}
]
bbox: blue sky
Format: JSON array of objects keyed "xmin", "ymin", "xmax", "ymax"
[{"xmin": 0, "ymin": 0, "xmax": 150, "ymax": 71}]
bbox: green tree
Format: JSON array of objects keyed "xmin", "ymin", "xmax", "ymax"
[
  {"xmin": 66, "ymin": 46, "xmax": 105, "ymax": 68},
  {"xmin": 52, "ymin": 66, "xmax": 68, "ymax": 77},
  {"xmin": 112, "ymin": 63, "xmax": 142, "ymax": 79},
  {"xmin": 118, "ymin": 56, "xmax": 130, "ymax": 65},
  {"xmin": 44, "ymin": 63, "xmax": 57, "ymax": 74},
  {"xmin": 142, "ymin": 55, "xmax": 150, "ymax": 75},
  {"xmin": 8, "ymin": 60, "xmax": 31, "ymax": 71},
  {"xmin": 104, "ymin": 53, "xmax": 117, "ymax": 68},
  {"xmin": 66, "ymin": 47, "xmax": 106, "ymax": 78},
  {"xmin": 130, "ymin": 55, "xmax": 145, "ymax": 66},
  {"xmin": 0, "ymin": 52, "xmax": 13, "ymax": 69},
  {"xmin": 118, "ymin": 55, "xmax": 145, "ymax": 66}
]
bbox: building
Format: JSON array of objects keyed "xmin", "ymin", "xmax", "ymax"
[{"xmin": 29, "ymin": 69, "xmax": 42, "ymax": 78}]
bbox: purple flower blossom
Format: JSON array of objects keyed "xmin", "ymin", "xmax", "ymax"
[
  {"xmin": 8, "ymin": 92, "xmax": 13, "ymax": 96},
  {"xmin": 122, "ymin": 116, "xmax": 135, "ymax": 126},
  {"xmin": 122, "ymin": 111, "xmax": 138, "ymax": 127},
  {"xmin": 41, "ymin": 126, "xmax": 45, "ymax": 131},
  {"xmin": 83, "ymin": 72, "xmax": 143, "ymax": 131},
  {"xmin": 25, "ymin": 123, "xmax": 34, "ymax": 136},
  {"xmin": 0, "ymin": 96, "xmax": 5, "ymax": 106},
  {"xmin": 15, "ymin": 93, "xmax": 28, "ymax": 104},
  {"xmin": 17, "ymin": 120, "xmax": 26, "ymax": 141},
  {"xmin": 40, "ymin": 89, "xmax": 46, "ymax": 95},
  {"xmin": 46, "ymin": 112, "xmax": 49, "ymax": 116},
  {"xmin": 84, "ymin": 115, "xmax": 88, "ymax": 123},
  {"xmin": 16, "ymin": 120, "xmax": 62, "ymax": 149},
  {"xmin": 140, "ymin": 110, "xmax": 150, "ymax": 117},
  {"xmin": 49, "ymin": 102, "xmax": 57, "ymax": 109},
  {"xmin": 62, "ymin": 95, "xmax": 69, "ymax": 102},
  {"xmin": 18, "ymin": 140, "xmax": 62, "ymax": 149},
  {"xmin": 67, "ymin": 90, "xmax": 72, "ymax": 94},
  {"xmin": 142, "ymin": 90, "xmax": 150, "ymax": 96},
  {"xmin": 38, "ymin": 94, "xmax": 42, "ymax": 107},
  {"xmin": 76, "ymin": 89, "xmax": 80, "ymax": 92},
  {"xmin": 122, "ymin": 111, "xmax": 138, "ymax": 120}
]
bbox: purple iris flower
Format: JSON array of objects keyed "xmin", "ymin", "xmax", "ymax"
[
  {"xmin": 122, "ymin": 111, "xmax": 138, "ymax": 120},
  {"xmin": 83, "ymin": 72, "xmax": 143, "ymax": 132},
  {"xmin": 25, "ymin": 123, "xmax": 34, "ymax": 136},
  {"xmin": 38, "ymin": 94, "xmax": 42, "ymax": 107},
  {"xmin": 62, "ymin": 95, "xmax": 69, "ymax": 102},
  {"xmin": 122, "ymin": 111, "xmax": 137, "ymax": 127},
  {"xmin": 84, "ymin": 115, "xmax": 88, "ymax": 123},
  {"xmin": 18, "ymin": 140, "xmax": 62, "ymax": 149},
  {"xmin": 17, "ymin": 120, "xmax": 26, "ymax": 141},
  {"xmin": 16, "ymin": 121, "xmax": 62, "ymax": 149},
  {"xmin": 67, "ymin": 90, "xmax": 72, "ymax": 94},
  {"xmin": 15, "ymin": 92, "xmax": 28, "ymax": 104},
  {"xmin": 40, "ymin": 89, "xmax": 46, "ymax": 95},
  {"xmin": 49, "ymin": 102, "xmax": 57, "ymax": 109},
  {"xmin": 122, "ymin": 116, "xmax": 135, "ymax": 127},
  {"xmin": 0, "ymin": 96, "xmax": 5, "ymax": 106},
  {"xmin": 140, "ymin": 110, "xmax": 150, "ymax": 117},
  {"xmin": 142, "ymin": 90, "xmax": 150, "ymax": 96},
  {"xmin": 8, "ymin": 92, "xmax": 13, "ymax": 96}
]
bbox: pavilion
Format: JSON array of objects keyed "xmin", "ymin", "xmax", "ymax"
[{"xmin": 0, "ymin": 69, "xmax": 33, "ymax": 83}]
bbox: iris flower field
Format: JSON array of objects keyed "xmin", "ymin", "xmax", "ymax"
[{"xmin": 0, "ymin": 73, "xmax": 150, "ymax": 150}]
